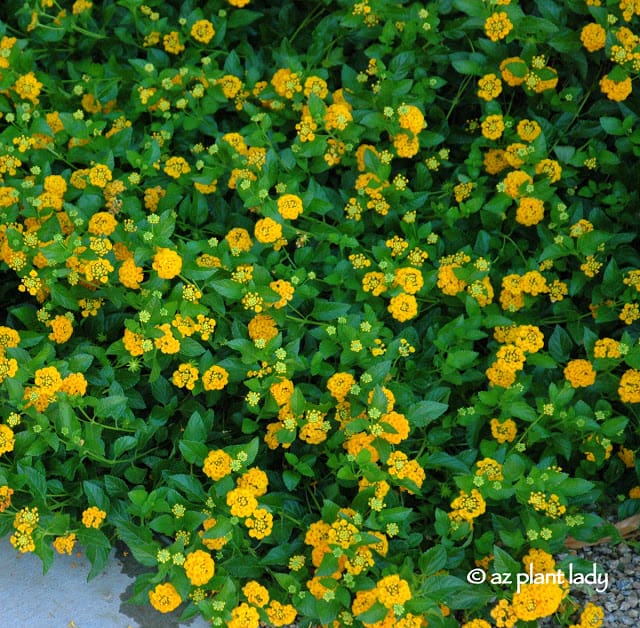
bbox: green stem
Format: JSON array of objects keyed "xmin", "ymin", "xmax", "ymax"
[
  {"xmin": 501, "ymin": 233, "xmax": 528, "ymax": 266},
  {"xmin": 445, "ymin": 76, "xmax": 473, "ymax": 122},
  {"xmin": 285, "ymin": 314, "xmax": 326, "ymax": 327},
  {"xmin": 77, "ymin": 445, "xmax": 160, "ymax": 466},
  {"xmin": 289, "ymin": 5, "xmax": 327, "ymax": 45}
]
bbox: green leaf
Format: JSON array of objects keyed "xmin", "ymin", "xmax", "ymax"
[
  {"xmin": 179, "ymin": 440, "xmax": 208, "ymax": 465},
  {"xmin": 49, "ymin": 283, "xmax": 80, "ymax": 310},
  {"xmin": 282, "ymin": 469, "xmax": 300, "ymax": 490},
  {"xmin": 316, "ymin": 551, "xmax": 340, "ymax": 577},
  {"xmin": 95, "ymin": 395, "xmax": 128, "ymax": 420},
  {"xmin": 82, "ymin": 529, "xmax": 112, "ymax": 580},
  {"xmin": 506, "ymin": 401, "xmax": 537, "ymax": 422},
  {"xmin": 18, "ymin": 464, "xmax": 47, "ymax": 504},
  {"xmin": 408, "ymin": 401, "xmax": 448, "ymax": 427},
  {"xmin": 68, "ymin": 353, "xmax": 94, "ymax": 372},
  {"xmin": 57, "ymin": 401, "xmax": 81, "ymax": 439},
  {"xmin": 452, "ymin": 0, "xmax": 485, "ymax": 16},
  {"xmin": 600, "ymin": 116, "xmax": 624, "ymax": 136},
  {"xmin": 446, "ymin": 350, "xmax": 478, "ymax": 369},
  {"xmin": 202, "ymin": 517, "xmax": 232, "ymax": 540},
  {"xmin": 492, "ymin": 545, "xmax": 521, "ymax": 576},
  {"xmin": 149, "ymin": 514, "xmax": 175, "ymax": 535},
  {"xmin": 424, "ymin": 451, "xmax": 470, "ymax": 474},
  {"xmin": 183, "ymin": 411, "xmax": 206, "ymax": 442},
  {"xmin": 517, "ymin": 15, "xmax": 559, "ymax": 37},
  {"xmin": 289, "ymin": 387, "xmax": 306, "ymax": 415},
  {"xmin": 378, "ymin": 507, "xmax": 413, "ymax": 523},
  {"xmin": 225, "ymin": 556, "xmax": 262, "ymax": 578},
  {"xmin": 209, "ymin": 279, "xmax": 243, "ymax": 299},
  {"xmin": 548, "ymin": 325, "xmax": 573, "ymax": 361},
  {"xmin": 167, "ymin": 474, "xmax": 208, "ymax": 501},
  {"xmin": 498, "ymin": 527, "xmax": 525, "ymax": 548},
  {"xmin": 244, "ymin": 437, "xmax": 260, "ymax": 466},
  {"xmin": 83, "ymin": 423, "xmax": 105, "ymax": 458},
  {"xmin": 420, "ymin": 545, "xmax": 447, "ymax": 575},
  {"xmin": 559, "ymin": 478, "xmax": 595, "ymax": 497},
  {"xmin": 311, "ymin": 300, "xmax": 352, "ymax": 321},
  {"xmin": 83, "ymin": 480, "xmax": 109, "ymax": 510},
  {"xmin": 112, "ymin": 435, "xmax": 137, "ymax": 459},
  {"xmin": 104, "ymin": 475, "xmax": 128, "ymax": 497},
  {"xmin": 114, "ymin": 520, "xmax": 158, "ymax": 567},
  {"xmin": 601, "ymin": 416, "xmax": 628, "ymax": 437},
  {"xmin": 356, "ymin": 601, "xmax": 389, "ymax": 623},
  {"xmin": 503, "ymin": 454, "xmax": 526, "ymax": 478},
  {"xmin": 421, "ymin": 575, "xmax": 493, "ymax": 608},
  {"xmin": 227, "ymin": 9, "xmax": 263, "ymax": 28},
  {"xmin": 451, "ymin": 57, "xmax": 483, "ymax": 75}
]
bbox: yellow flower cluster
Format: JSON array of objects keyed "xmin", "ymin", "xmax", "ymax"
[
  {"xmin": 277, "ymin": 193, "xmax": 303, "ymax": 220},
  {"xmin": 600, "ymin": 74, "xmax": 633, "ymax": 101},
  {"xmin": 387, "ymin": 292, "xmax": 418, "ymax": 322},
  {"xmin": 619, "ymin": 369, "xmax": 640, "ymax": 403},
  {"xmin": 148, "ymin": 582, "xmax": 182, "ymax": 614},
  {"xmin": 387, "ymin": 450, "xmax": 425, "ymax": 492},
  {"xmin": 203, "ymin": 449, "xmax": 233, "ymax": 481},
  {"xmin": 484, "ymin": 12, "xmax": 513, "ymax": 41},
  {"xmin": 53, "ymin": 533, "xmax": 77, "ymax": 555},
  {"xmin": 237, "ymin": 581, "xmax": 297, "ymax": 625},
  {"xmin": 564, "ymin": 359, "xmax": 596, "ymax": 388},
  {"xmin": 437, "ymin": 252, "xmax": 471, "ymax": 296},
  {"xmin": 449, "ymin": 488, "xmax": 486, "ymax": 525},
  {"xmin": 183, "ymin": 549, "xmax": 215, "ymax": 586},
  {"xmin": 499, "ymin": 270, "xmax": 551, "ymax": 312},
  {"xmin": 568, "ymin": 602, "xmax": 605, "ymax": 628},
  {"xmin": 21, "ymin": 365, "xmax": 87, "ymax": 413},
  {"xmin": 0, "ymin": 424, "xmax": 15, "ymax": 456},
  {"xmin": 0, "ymin": 325, "xmax": 20, "ymax": 387},
  {"xmin": 82, "ymin": 506, "xmax": 107, "ymax": 528},
  {"xmin": 475, "ymin": 457, "xmax": 504, "ymax": 481},
  {"xmin": 10, "ymin": 506, "xmax": 39, "ymax": 553},
  {"xmin": 152, "ymin": 247, "xmax": 182, "ymax": 279},
  {"xmin": 512, "ymin": 582, "xmax": 564, "ymax": 621},
  {"xmin": 528, "ymin": 491, "xmax": 566, "ymax": 518},
  {"xmin": 477, "ymin": 73, "xmax": 502, "ymax": 101},
  {"xmin": 581, "ymin": 23, "xmax": 607, "ymax": 52},
  {"xmin": 305, "ymin": 510, "xmax": 388, "ymax": 587},
  {"xmin": 0, "ymin": 485, "xmax": 14, "ymax": 512},
  {"xmin": 490, "ymin": 418, "xmax": 517, "ymax": 443}
]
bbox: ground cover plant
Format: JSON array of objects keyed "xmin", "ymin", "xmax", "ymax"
[{"xmin": 1, "ymin": 0, "xmax": 640, "ymax": 625}]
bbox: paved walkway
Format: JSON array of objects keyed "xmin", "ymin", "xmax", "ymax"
[{"xmin": 0, "ymin": 538, "xmax": 208, "ymax": 628}]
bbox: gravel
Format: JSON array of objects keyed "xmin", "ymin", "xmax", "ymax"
[
  {"xmin": 569, "ymin": 542, "xmax": 640, "ymax": 627},
  {"xmin": 539, "ymin": 541, "xmax": 640, "ymax": 627}
]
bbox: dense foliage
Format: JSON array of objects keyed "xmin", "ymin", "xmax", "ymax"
[{"xmin": 1, "ymin": 0, "xmax": 639, "ymax": 626}]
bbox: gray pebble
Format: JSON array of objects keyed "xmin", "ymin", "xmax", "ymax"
[{"xmin": 538, "ymin": 539, "xmax": 640, "ymax": 626}]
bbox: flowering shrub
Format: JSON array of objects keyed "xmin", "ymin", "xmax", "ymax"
[{"xmin": 1, "ymin": 0, "xmax": 640, "ymax": 626}]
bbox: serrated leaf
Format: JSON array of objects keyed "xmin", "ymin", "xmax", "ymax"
[
  {"xmin": 424, "ymin": 451, "xmax": 470, "ymax": 474},
  {"xmin": 420, "ymin": 545, "xmax": 447, "ymax": 575},
  {"xmin": 179, "ymin": 440, "xmax": 208, "ymax": 465},
  {"xmin": 548, "ymin": 325, "xmax": 573, "ymax": 361},
  {"xmin": 114, "ymin": 520, "xmax": 158, "ymax": 567},
  {"xmin": 422, "ymin": 575, "xmax": 493, "ymax": 608},
  {"xmin": 446, "ymin": 350, "xmax": 479, "ymax": 369},
  {"xmin": 506, "ymin": 401, "xmax": 537, "ymax": 422},
  {"xmin": 95, "ymin": 395, "xmax": 128, "ymax": 420},
  {"xmin": 492, "ymin": 545, "xmax": 521, "ymax": 575},
  {"xmin": 311, "ymin": 300, "xmax": 351, "ymax": 321},
  {"xmin": 600, "ymin": 116, "xmax": 624, "ymax": 136},
  {"xmin": 408, "ymin": 401, "xmax": 448, "ymax": 427},
  {"xmin": 183, "ymin": 411, "xmax": 206, "ymax": 442},
  {"xmin": 559, "ymin": 477, "xmax": 595, "ymax": 496}
]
